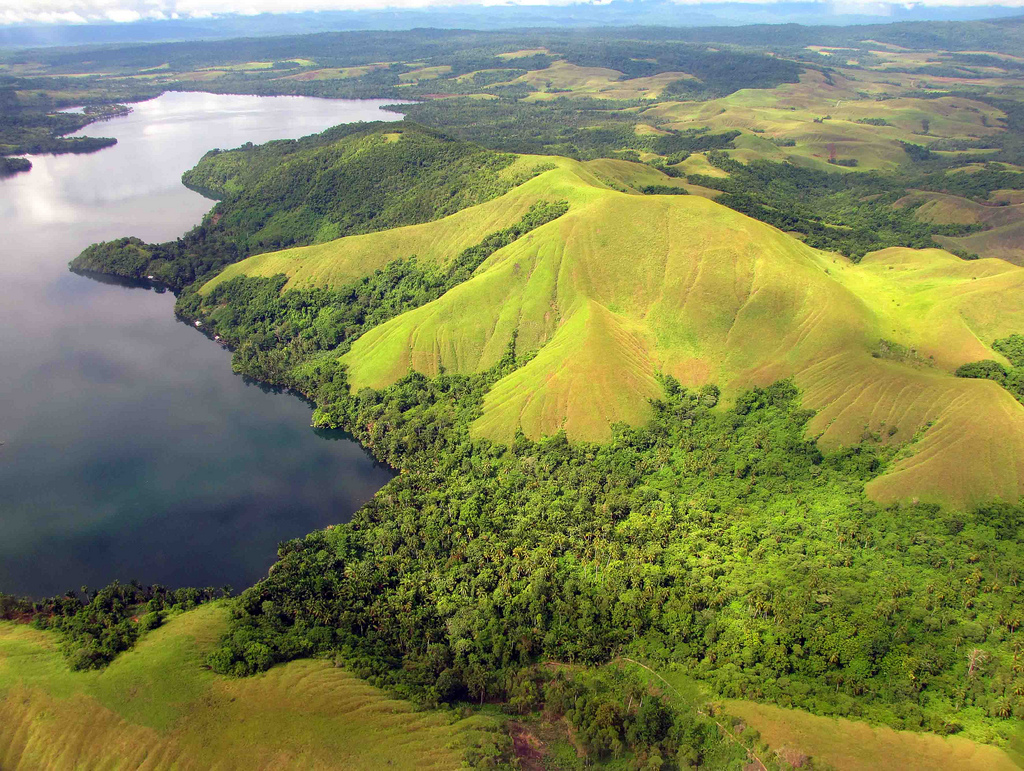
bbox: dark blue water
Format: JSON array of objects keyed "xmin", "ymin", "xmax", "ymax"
[{"xmin": 0, "ymin": 93, "xmax": 400, "ymax": 597}]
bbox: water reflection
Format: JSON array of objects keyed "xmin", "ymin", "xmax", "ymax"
[
  {"xmin": 70, "ymin": 268, "xmax": 167, "ymax": 291},
  {"xmin": 0, "ymin": 93, "xmax": 399, "ymax": 597}
]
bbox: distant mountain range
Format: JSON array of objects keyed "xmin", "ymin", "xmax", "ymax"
[{"xmin": 3, "ymin": 2, "xmax": 1024, "ymax": 48}]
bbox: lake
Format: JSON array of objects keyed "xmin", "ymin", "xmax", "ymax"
[{"xmin": 0, "ymin": 92, "xmax": 400, "ymax": 598}]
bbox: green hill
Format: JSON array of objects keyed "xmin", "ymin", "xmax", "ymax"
[
  {"xmin": 202, "ymin": 153, "xmax": 589, "ymax": 291},
  {"xmin": 208, "ymin": 156, "xmax": 1024, "ymax": 510},
  {"xmin": 9, "ymin": 607, "xmax": 1017, "ymax": 770},
  {"xmin": 179, "ymin": 121, "xmax": 528, "ymax": 251},
  {"xmin": 0, "ymin": 606, "xmax": 498, "ymax": 770},
  {"xmin": 72, "ymin": 122, "xmax": 541, "ymax": 288},
  {"xmin": 896, "ymin": 189, "xmax": 1024, "ymax": 265}
]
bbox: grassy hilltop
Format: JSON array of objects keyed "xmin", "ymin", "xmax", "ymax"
[
  {"xmin": 895, "ymin": 189, "xmax": 1024, "ymax": 265},
  {"xmin": 203, "ymin": 144, "xmax": 1024, "ymax": 510}
]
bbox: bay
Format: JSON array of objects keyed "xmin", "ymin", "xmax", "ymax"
[{"xmin": 0, "ymin": 92, "xmax": 399, "ymax": 597}]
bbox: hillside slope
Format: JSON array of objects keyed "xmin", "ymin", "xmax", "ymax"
[
  {"xmin": 643, "ymin": 69, "xmax": 1005, "ymax": 173},
  {"xmin": 896, "ymin": 189, "xmax": 1024, "ymax": 265},
  {"xmin": 210, "ymin": 158, "xmax": 1024, "ymax": 509},
  {"xmin": 72, "ymin": 122, "xmax": 536, "ymax": 287},
  {"xmin": 203, "ymin": 155, "xmax": 606, "ymax": 291},
  {"xmin": 180, "ymin": 121, "xmax": 527, "ymax": 252},
  {"xmin": 0, "ymin": 607, "xmax": 495, "ymax": 770}
]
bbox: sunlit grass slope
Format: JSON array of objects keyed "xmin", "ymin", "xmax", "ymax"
[
  {"xmin": 898, "ymin": 190, "xmax": 1024, "ymax": 229},
  {"xmin": 515, "ymin": 61, "xmax": 694, "ymax": 101},
  {"xmin": 583, "ymin": 157, "xmax": 716, "ymax": 196},
  {"xmin": 0, "ymin": 606, "xmax": 494, "ymax": 770},
  {"xmin": 643, "ymin": 69, "xmax": 1005, "ymax": 172},
  {"xmin": 202, "ymin": 155, "xmax": 609, "ymax": 292},
  {"xmin": 822, "ymin": 247, "xmax": 1024, "ymax": 505},
  {"xmin": 642, "ymin": 666, "xmax": 1022, "ymax": 770},
  {"xmin": 724, "ymin": 700, "xmax": 1021, "ymax": 771},
  {"xmin": 896, "ymin": 190, "xmax": 1024, "ymax": 265},
  {"xmin": 210, "ymin": 159, "xmax": 1024, "ymax": 509},
  {"xmin": 939, "ymin": 221, "xmax": 1024, "ymax": 266}
]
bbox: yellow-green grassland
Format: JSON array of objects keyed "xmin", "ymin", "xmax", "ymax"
[
  {"xmin": 208, "ymin": 155, "xmax": 1024, "ymax": 510},
  {"xmin": 0, "ymin": 607, "xmax": 500, "ymax": 770}
]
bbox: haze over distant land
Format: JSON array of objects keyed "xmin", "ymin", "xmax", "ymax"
[{"xmin": 3, "ymin": 1, "xmax": 1024, "ymax": 47}]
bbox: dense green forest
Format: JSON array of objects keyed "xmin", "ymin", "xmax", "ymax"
[
  {"xmin": 5, "ymin": 584, "xmax": 226, "ymax": 670},
  {"xmin": 206, "ymin": 362, "xmax": 1024, "ymax": 740},
  {"xmin": 0, "ymin": 84, "xmax": 144, "ymax": 157},
  {"xmin": 957, "ymin": 334, "xmax": 1024, "ymax": 403},
  {"xmin": 0, "ymin": 155, "xmax": 30, "ymax": 175},
  {"xmin": 0, "ymin": 103, "xmax": 118, "ymax": 156},
  {"xmin": 72, "ymin": 123, "xmax": 546, "ymax": 288}
]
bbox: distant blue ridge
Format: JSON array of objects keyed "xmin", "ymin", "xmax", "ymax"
[{"xmin": 3, "ymin": 3, "xmax": 1024, "ymax": 48}]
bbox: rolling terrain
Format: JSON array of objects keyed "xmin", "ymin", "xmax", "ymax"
[
  {"xmin": 896, "ymin": 189, "xmax": 1024, "ymax": 264},
  {"xmin": 645, "ymin": 68, "xmax": 1005, "ymax": 172},
  {"xmin": 4, "ymin": 608, "xmax": 1018, "ymax": 769},
  {"xmin": 71, "ymin": 122, "xmax": 538, "ymax": 288},
  {"xmin": 206, "ymin": 150, "xmax": 1024, "ymax": 509},
  {"xmin": 0, "ymin": 606, "xmax": 498, "ymax": 770},
  {"xmin": 11, "ymin": 20, "xmax": 1024, "ymax": 768},
  {"xmin": 723, "ymin": 699, "xmax": 1022, "ymax": 771}
]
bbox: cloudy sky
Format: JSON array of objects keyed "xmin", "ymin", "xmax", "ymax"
[
  {"xmin": 2, "ymin": 0, "xmax": 1022, "ymax": 26},
  {"xmin": 5, "ymin": 0, "xmax": 566, "ymax": 26},
  {"xmin": 8, "ymin": 0, "xmax": 575, "ymax": 26}
]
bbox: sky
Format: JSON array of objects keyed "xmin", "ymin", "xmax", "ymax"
[
  {"xmin": 1, "ymin": 0, "xmax": 1023, "ymax": 26},
  {"xmin": 5, "ymin": 0, "xmax": 578, "ymax": 26}
]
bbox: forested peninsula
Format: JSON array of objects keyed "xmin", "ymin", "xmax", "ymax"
[{"xmin": 7, "ymin": 21, "xmax": 1024, "ymax": 770}]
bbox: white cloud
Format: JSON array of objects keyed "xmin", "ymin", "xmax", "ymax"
[
  {"xmin": 1, "ymin": 9, "xmax": 89, "ymax": 22},
  {"xmin": 105, "ymin": 8, "xmax": 142, "ymax": 21}
]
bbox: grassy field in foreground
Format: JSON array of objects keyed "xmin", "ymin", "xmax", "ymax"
[
  {"xmin": 724, "ymin": 699, "xmax": 1023, "ymax": 771},
  {"xmin": 0, "ymin": 606, "xmax": 496, "ymax": 770}
]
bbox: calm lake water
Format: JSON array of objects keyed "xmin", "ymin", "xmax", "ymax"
[{"xmin": 0, "ymin": 92, "xmax": 401, "ymax": 597}]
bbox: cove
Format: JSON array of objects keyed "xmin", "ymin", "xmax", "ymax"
[{"xmin": 0, "ymin": 92, "xmax": 400, "ymax": 598}]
